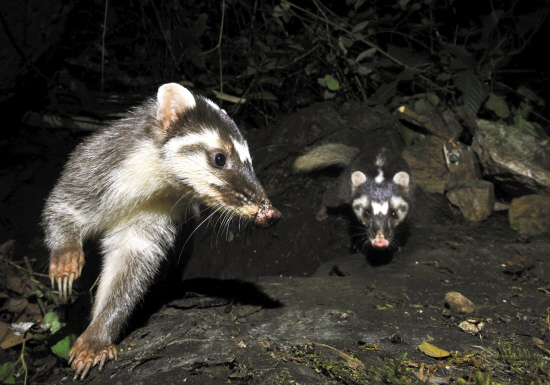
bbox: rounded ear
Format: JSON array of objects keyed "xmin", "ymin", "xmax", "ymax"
[
  {"xmin": 156, "ymin": 83, "xmax": 196, "ymax": 131},
  {"xmin": 351, "ymin": 171, "xmax": 366, "ymax": 192},
  {"xmin": 393, "ymin": 171, "xmax": 410, "ymax": 191}
]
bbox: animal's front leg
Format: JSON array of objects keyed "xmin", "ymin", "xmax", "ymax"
[
  {"xmin": 70, "ymin": 218, "xmax": 175, "ymax": 380},
  {"xmin": 49, "ymin": 244, "xmax": 85, "ymax": 300}
]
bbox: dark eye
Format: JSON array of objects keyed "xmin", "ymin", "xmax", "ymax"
[
  {"xmin": 364, "ymin": 208, "xmax": 371, "ymax": 218},
  {"xmin": 213, "ymin": 153, "xmax": 226, "ymax": 167},
  {"xmin": 390, "ymin": 209, "xmax": 397, "ymax": 218}
]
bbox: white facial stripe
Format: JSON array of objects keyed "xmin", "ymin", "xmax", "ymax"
[
  {"xmin": 374, "ymin": 170, "xmax": 384, "ymax": 184},
  {"xmin": 353, "ymin": 196, "xmax": 369, "ymax": 209},
  {"xmin": 372, "ymin": 201, "xmax": 389, "ymax": 215},
  {"xmin": 169, "ymin": 128, "xmax": 223, "ymax": 150},
  {"xmin": 391, "ymin": 195, "xmax": 406, "ymax": 208},
  {"xmin": 375, "ymin": 153, "xmax": 385, "ymax": 167},
  {"xmin": 352, "ymin": 195, "xmax": 369, "ymax": 218},
  {"xmin": 391, "ymin": 196, "xmax": 409, "ymax": 221},
  {"xmin": 233, "ymin": 138, "xmax": 251, "ymax": 163}
]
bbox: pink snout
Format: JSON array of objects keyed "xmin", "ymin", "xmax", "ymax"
[
  {"xmin": 371, "ymin": 234, "xmax": 389, "ymax": 249},
  {"xmin": 253, "ymin": 203, "xmax": 281, "ymax": 228}
]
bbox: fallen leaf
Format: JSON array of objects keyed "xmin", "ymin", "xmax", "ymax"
[{"xmin": 418, "ymin": 341, "xmax": 450, "ymax": 358}]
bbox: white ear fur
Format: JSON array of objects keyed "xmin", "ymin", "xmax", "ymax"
[
  {"xmin": 351, "ymin": 171, "xmax": 366, "ymax": 192},
  {"xmin": 157, "ymin": 83, "xmax": 196, "ymax": 131},
  {"xmin": 393, "ymin": 171, "xmax": 410, "ymax": 191}
]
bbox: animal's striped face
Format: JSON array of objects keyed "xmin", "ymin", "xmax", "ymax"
[
  {"xmin": 155, "ymin": 84, "xmax": 279, "ymax": 226},
  {"xmin": 351, "ymin": 170, "xmax": 410, "ymax": 248}
]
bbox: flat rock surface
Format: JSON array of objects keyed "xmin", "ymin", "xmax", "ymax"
[{"xmin": 42, "ymin": 223, "xmax": 549, "ymax": 384}]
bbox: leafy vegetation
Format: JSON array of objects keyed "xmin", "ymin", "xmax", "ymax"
[
  {"xmin": 0, "ymin": 245, "xmax": 76, "ymax": 384},
  {"xmin": 58, "ymin": 0, "xmax": 549, "ymax": 135}
]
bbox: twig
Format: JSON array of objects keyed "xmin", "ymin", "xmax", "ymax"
[
  {"xmin": 306, "ymin": 338, "xmax": 365, "ymax": 369},
  {"xmin": 23, "ymin": 257, "xmax": 47, "ymax": 317}
]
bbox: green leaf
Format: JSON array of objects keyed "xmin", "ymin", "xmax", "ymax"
[
  {"xmin": 426, "ymin": 92, "xmax": 440, "ymax": 106},
  {"xmin": 369, "ymin": 81, "xmax": 397, "ymax": 105},
  {"xmin": 399, "ymin": 124, "xmax": 415, "ymax": 147},
  {"xmin": 356, "ymin": 48, "xmax": 377, "ymax": 63},
  {"xmin": 192, "ymin": 14, "xmax": 208, "ymax": 38},
  {"xmin": 338, "ymin": 36, "xmax": 354, "ymax": 55},
  {"xmin": 397, "ymin": 68, "xmax": 415, "ymax": 81},
  {"xmin": 44, "ymin": 311, "xmax": 65, "ymax": 334},
  {"xmin": 357, "ymin": 65, "xmax": 371, "ymax": 76},
  {"xmin": 0, "ymin": 362, "xmax": 16, "ymax": 384},
  {"xmin": 485, "ymin": 93, "xmax": 510, "ymax": 119},
  {"xmin": 353, "ymin": 0, "xmax": 366, "ymax": 10},
  {"xmin": 324, "ymin": 75, "xmax": 340, "ymax": 91},
  {"xmin": 450, "ymin": 56, "xmax": 477, "ymax": 72},
  {"xmin": 352, "ymin": 21, "xmax": 369, "ymax": 33},
  {"xmin": 51, "ymin": 334, "xmax": 77, "ymax": 360},
  {"xmin": 248, "ymin": 91, "xmax": 278, "ymax": 101},
  {"xmin": 517, "ymin": 86, "xmax": 545, "ymax": 106},
  {"xmin": 273, "ymin": 5, "xmax": 283, "ymax": 17},
  {"xmin": 455, "ymin": 71, "xmax": 489, "ymax": 114},
  {"xmin": 323, "ymin": 90, "xmax": 336, "ymax": 99},
  {"xmin": 513, "ymin": 115, "xmax": 544, "ymax": 138},
  {"xmin": 258, "ymin": 76, "xmax": 282, "ymax": 87}
]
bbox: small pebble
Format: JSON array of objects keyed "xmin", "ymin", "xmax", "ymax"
[{"xmin": 445, "ymin": 291, "xmax": 476, "ymax": 314}]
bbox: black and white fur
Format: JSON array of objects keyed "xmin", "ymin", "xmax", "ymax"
[
  {"xmin": 42, "ymin": 83, "xmax": 280, "ymax": 379},
  {"xmin": 294, "ymin": 143, "xmax": 411, "ymax": 250}
]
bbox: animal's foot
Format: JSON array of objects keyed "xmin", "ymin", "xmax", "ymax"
[
  {"xmin": 49, "ymin": 247, "xmax": 84, "ymax": 301},
  {"xmin": 69, "ymin": 337, "xmax": 117, "ymax": 380}
]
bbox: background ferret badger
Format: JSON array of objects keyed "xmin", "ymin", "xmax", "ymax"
[
  {"xmin": 294, "ymin": 143, "xmax": 412, "ymax": 250},
  {"xmin": 42, "ymin": 83, "xmax": 281, "ymax": 379}
]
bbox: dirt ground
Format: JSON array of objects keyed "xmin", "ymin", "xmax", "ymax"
[{"xmin": 1, "ymin": 100, "xmax": 549, "ymax": 384}]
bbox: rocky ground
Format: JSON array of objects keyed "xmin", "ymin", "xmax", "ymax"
[{"xmin": 1, "ymin": 100, "xmax": 549, "ymax": 384}]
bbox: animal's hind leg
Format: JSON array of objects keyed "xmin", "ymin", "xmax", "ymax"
[{"xmin": 316, "ymin": 183, "xmax": 347, "ymax": 221}]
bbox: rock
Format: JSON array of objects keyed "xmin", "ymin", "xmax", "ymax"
[
  {"xmin": 458, "ymin": 320, "xmax": 485, "ymax": 335},
  {"xmin": 403, "ymin": 136, "xmax": 449, "ymax": 194},
  {"xmin": 445, "ymin": 292, "xmax": 476, "ymax": 314},
  {"xmin": 509, "ymin": 194, "xmax": 550, "ymax": 237},
  {"xmin": 445, "ymin": 180, "xmax": 495, "ymax": 222},
  {"xmin": 472, "ymin": 120, "xmax": 550, "ymax": 197}
]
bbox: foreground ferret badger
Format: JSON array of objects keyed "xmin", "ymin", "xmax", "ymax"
[
  {"xmin": 42, "ymin": 83, "xmax": 281, "ymax": 379},
  {"xmin": 294, "ymin": 143, "xmax": 412, "ymax": 250}
]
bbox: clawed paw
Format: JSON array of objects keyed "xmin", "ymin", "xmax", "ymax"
[
  {"xmin": 69, "ymin": 339, "xmax": 117, "ymax": 380},
  {"xmin": 49, "ymin": 248, "xmax": 85, "ymax": 301}
]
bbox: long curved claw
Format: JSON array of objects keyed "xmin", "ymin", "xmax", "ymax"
[
  {"xmin": 69, "ymin": 338, "xmax": 117, "ymax": 379},
  {"xmin": 80, "ymin": 361, "xmax": 92, "ymax": 381},
  {"xmin": 69, "ymin": 272, "xmax": 75, "ymax": 296},
  {"xmin": 72, "ymin": 360, "xmax": 84, "ymax": 381},
  {"xmin": 98, "ymin": 352, "xmax": 107, "ymax": 371},
  {"xmin": 57, "ymin": 277, "xmax": 63, "ymax": 300},
  {"xmin": 63, "ymin": 276, "xmax": 68, "ymax": 299},
  {"xmin": 50, "ymin": 248, "xmax": 85, "ymax": 302}
]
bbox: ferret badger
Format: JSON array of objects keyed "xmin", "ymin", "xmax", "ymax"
[
  {"xmin": 42, "ymin": 83, "xmax": 281, "ymax": 379},
  {"xmin": 294, "ymin": 143, "xmax": 412, "ymax": 249}
]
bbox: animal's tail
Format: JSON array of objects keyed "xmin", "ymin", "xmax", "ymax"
[{"xmin": 293, "ymin": 143, "xmax": 359, "ymax": 172}]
